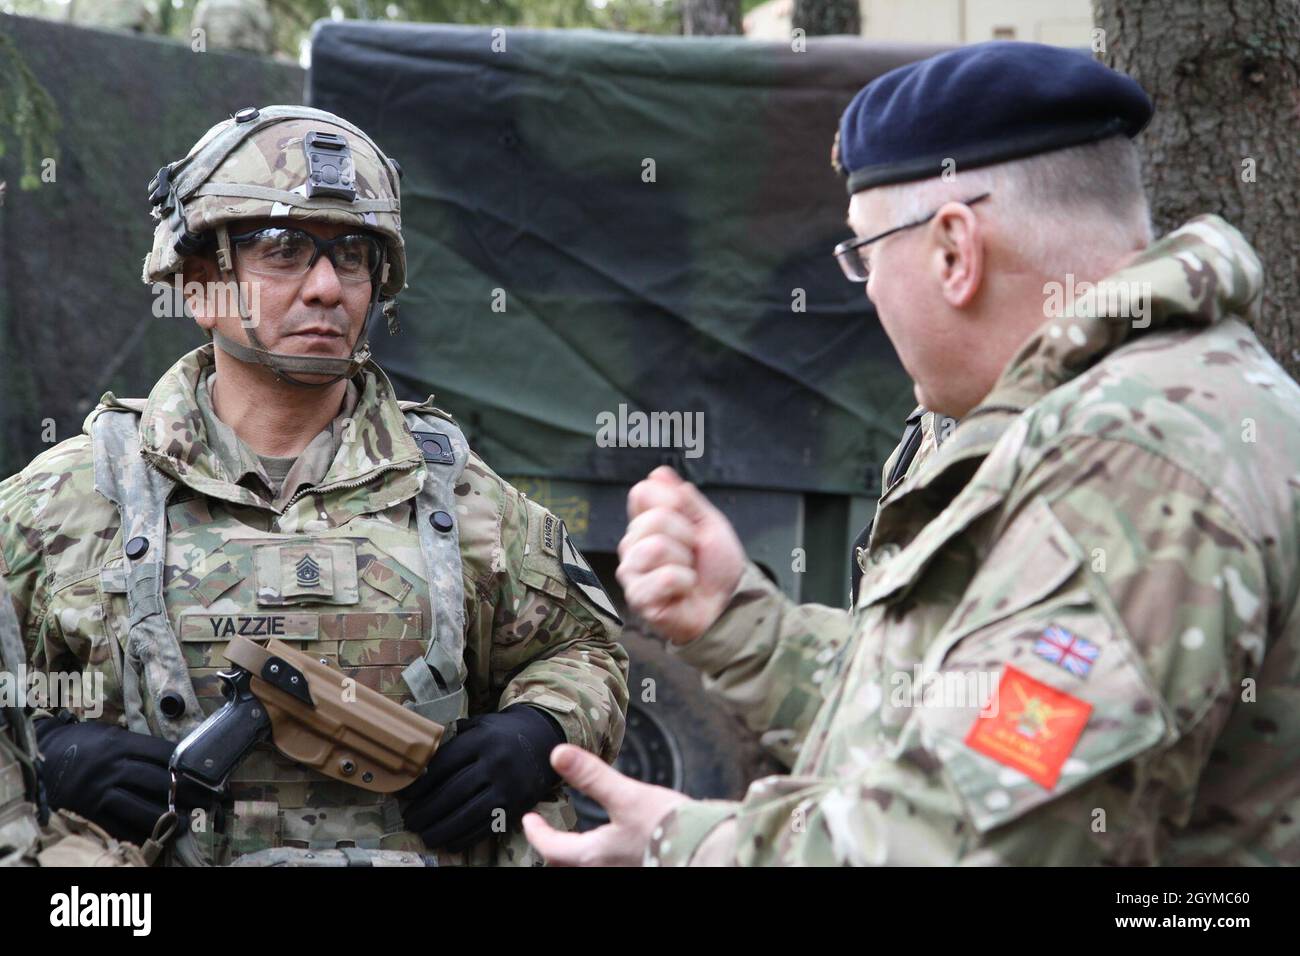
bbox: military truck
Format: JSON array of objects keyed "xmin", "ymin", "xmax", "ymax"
[
  {"xmin": 305, "ymin": 22, "xmax": 946, "ymax": 821},
  {"xmin": 0, "ymin": 12, "xmax": 935, "ymax": 824}
]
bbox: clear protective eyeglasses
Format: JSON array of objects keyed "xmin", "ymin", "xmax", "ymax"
[{"xmin": 228, "ymin": 226, "xmax": 383, "ymax": 285}]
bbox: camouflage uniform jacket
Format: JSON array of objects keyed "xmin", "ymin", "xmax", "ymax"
[
  {"xmin": 848, "ymin": 408, "xmax": 957, "ymax": 604},
  {"xmin": 651, "ymin": 215, "xmax": 1300, "ymax": 865},
  {"xmin": 715, "ymin": 407, "xmax": 954, "ymax": 770},
  {"xmin": 0, "ymin": 344, "xmax": 628, "ymax": 865},
  {"xmin": 2, "ymin": 578, "xmax": 147, "ymax": 867}
]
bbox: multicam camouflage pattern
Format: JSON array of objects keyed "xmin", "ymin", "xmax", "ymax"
[
  {"xmin": 876, "ymin": 408, "xmax": 953, "ymax": 507},
  {"xmin": 1, "ymin": 579, "xmax": 146, "ymax": 867},
  {"xmin": 0, "ymin": 575, "xmax": 41, "ymax": 865},
  {"xmin": 194, "ymin": 371, "xmax": 356, "ymax": 512},
  {"xmin": 651, "ymin": 215, "xmax": 1300, "ymax": 865},
  {"xmin": 687, "ymin": 408, "xmax": 956, "ymax": 770},
  {"xmin": 143, "ymin": 107, "xmax": 406, "ymax": 298},
  {"xmin": 0, "ymin": 344, "xmax": 628, "ymax": 866},
  {"xmin": 229, "ymin": 846, "xmax": 435, "ymax": 866}
]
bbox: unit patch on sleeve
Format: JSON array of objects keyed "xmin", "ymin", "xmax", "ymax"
[
  {"xmin": 559, "ymin": 521, "xmax": 621, "ymax": 624},
  {"xmin": 964, "ymin": 664, "xmax": 1092, "ymax": 789}
]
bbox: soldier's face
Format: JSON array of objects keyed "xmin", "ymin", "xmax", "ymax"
[
  {"xmin": 847, "ymin": 190, "xmax": 991, "ymax": 418},
  {"xmin": 184, "ymin": 217, "xmax": 374, "ymax": 367},
  {"xmin": 848, "ymin": 191, "xmax": 948, "ymax": 410}
]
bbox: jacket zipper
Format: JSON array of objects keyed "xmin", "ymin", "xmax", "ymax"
[{"xmin": 279, "ymin": 459, "xmax": 421, "ymax": 514}]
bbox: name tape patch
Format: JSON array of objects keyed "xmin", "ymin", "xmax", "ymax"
[{"xmin": 180, "ymin": 613, "xmax": 320, "ymax": 642}]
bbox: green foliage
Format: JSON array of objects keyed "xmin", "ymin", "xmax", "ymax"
[
  {"xmin": 164, "ymin": 0, "xmax": 680, "ymax": 54},
  {"xmin": 0, "ymin": 26, "xmax": 60, "ymax": 192},
  {"xmin": 279, "ymin": 0, "xmax": 682, "ymax": 48},
  {"xmin": 7, "ymin": 0, "xmax": 685, "ymax": 57}
]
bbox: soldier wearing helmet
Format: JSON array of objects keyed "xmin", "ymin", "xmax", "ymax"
[
  {"xmin": 0, "ymin": 106, "xmax": 629, "ymax": 866},
  {"xmin": 143, "ymin": 105, "xmax": 407, "ymax": 387}
]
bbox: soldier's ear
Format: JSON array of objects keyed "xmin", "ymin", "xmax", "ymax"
[
  {"xmin": 930, "ymin": 203, "xmax": 983, "ymax": 309},
  {"xmin": 181, "ymin": 254, "xmax": 219, "ymax": 329}
]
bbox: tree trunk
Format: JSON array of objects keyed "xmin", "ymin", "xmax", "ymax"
[
  {"xmin": 682, "ymin": 0, "xmax": 741, "ymax": 35},
  {"xmin": 1093, "ymin": 0, "xmax": 1300, "ymax": 378},
  {"xmin": 792, "ymin": 0, "xmax": 861, "ymax": 36}
]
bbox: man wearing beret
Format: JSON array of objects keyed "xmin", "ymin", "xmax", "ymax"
[{"xmin": 522, "ymin": 42, "xmax": 1300, "ymax": 865}]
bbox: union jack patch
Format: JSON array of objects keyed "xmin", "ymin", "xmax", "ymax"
[{"xmin": 1033, "ymin": 625, "xmax": 1099, "ymax": 678}]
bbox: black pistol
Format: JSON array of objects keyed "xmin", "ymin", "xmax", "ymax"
[
  {"xmin": 169, "ymin": 665, "xmax": 272, "ymax": 793},
  {"xmin": 169, "ymin": 636, "xmax": 444, "ymax": 800}
]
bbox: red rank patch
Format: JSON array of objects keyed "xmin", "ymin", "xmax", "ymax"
[{"xmin": 964, "ymin": 664, "xmax": 1092, "ymax": 789}]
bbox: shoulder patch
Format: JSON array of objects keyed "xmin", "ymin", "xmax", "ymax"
[
  {"xmin": 559, "ymin": 521, "xmax": 621, "ymax": 624},
  {"xmin": 541, "ymin": 513, "xmax": 560, "ymax": 558},
  {"xmin": 964, "ymin": 665, "xmax": 1091, "ymax": 790}
]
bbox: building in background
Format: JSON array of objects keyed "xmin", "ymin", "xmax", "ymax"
[{"xmin": 746, "ymin": 0, "xmax": 1094, "ymax": 45}]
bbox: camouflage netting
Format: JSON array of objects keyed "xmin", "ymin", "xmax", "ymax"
[
  {"xmin": 2, "ymin": 14, "xmax": 931, "ymax": 496},
  {"xmin": 310, "ymin": 23, "xmax": 932, "ymax": 496},
  {"xmin": 0, "ymin": 13, "xmax": 304, "ymax": 477}
]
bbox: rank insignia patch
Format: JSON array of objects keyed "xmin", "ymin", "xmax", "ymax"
[
  {"xmin": 965, "ymin": 665, "xmax": 1092, "ymax": 789},
  {"xmin": 559, "ymin": 522, "xmax": 621, "ymax": 624},
  {"xmin": 1033, "ymin": 624, "xmax": 1100, "ymax": 678},
  {"xmin": 295, "ymin": 555, "xmax": 321, "ymax": 588}
]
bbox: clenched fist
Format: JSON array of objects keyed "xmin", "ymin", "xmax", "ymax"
[{"xmin": 616, "ymin": 466, "xmax": 746, "ymax": 644}]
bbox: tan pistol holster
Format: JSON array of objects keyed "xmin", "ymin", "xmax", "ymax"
[
  {"xmin": 88, "ymin": 398, "xmax": 473, "ymax": 865},
  {"xmin": 223, "ymin": 635, "xmax": 444, "ymax": 792}
]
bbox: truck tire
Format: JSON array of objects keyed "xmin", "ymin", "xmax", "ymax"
[{"xmin": 570, "ymin": 627, "xmax": 783, "ymax": 831}]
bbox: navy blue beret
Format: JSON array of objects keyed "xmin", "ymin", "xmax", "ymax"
[{"xmin": 836, "ymin": 41, "xmax": 1153, "ymax": 194}]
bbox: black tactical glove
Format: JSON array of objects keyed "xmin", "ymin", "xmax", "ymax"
[
  {"xmin": 400, "ymin": 703, "xmax": 566, "ymax": 853},
  {"xmin": 36, "ymin": 714, "xmax": 210, "ymax": 846}
]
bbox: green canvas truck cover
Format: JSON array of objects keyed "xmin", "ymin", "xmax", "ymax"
[{"xmin": 309, "ymin": 22, "xmax": 935, "ymax": 496}]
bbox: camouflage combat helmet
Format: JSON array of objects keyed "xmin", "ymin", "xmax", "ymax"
[{"xmin": 143, "ymin": 105, "xmax": 404, "ymax": 385}]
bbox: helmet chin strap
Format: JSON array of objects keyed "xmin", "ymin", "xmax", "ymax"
[{"xmin": 209, "ymin": 224, "xmax": 383, "ymax": 388}]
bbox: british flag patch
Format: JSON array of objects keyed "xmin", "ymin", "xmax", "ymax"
[{"xmin": 1033, "ymin": 625, "xmax": 1100, "ymax": 678}]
